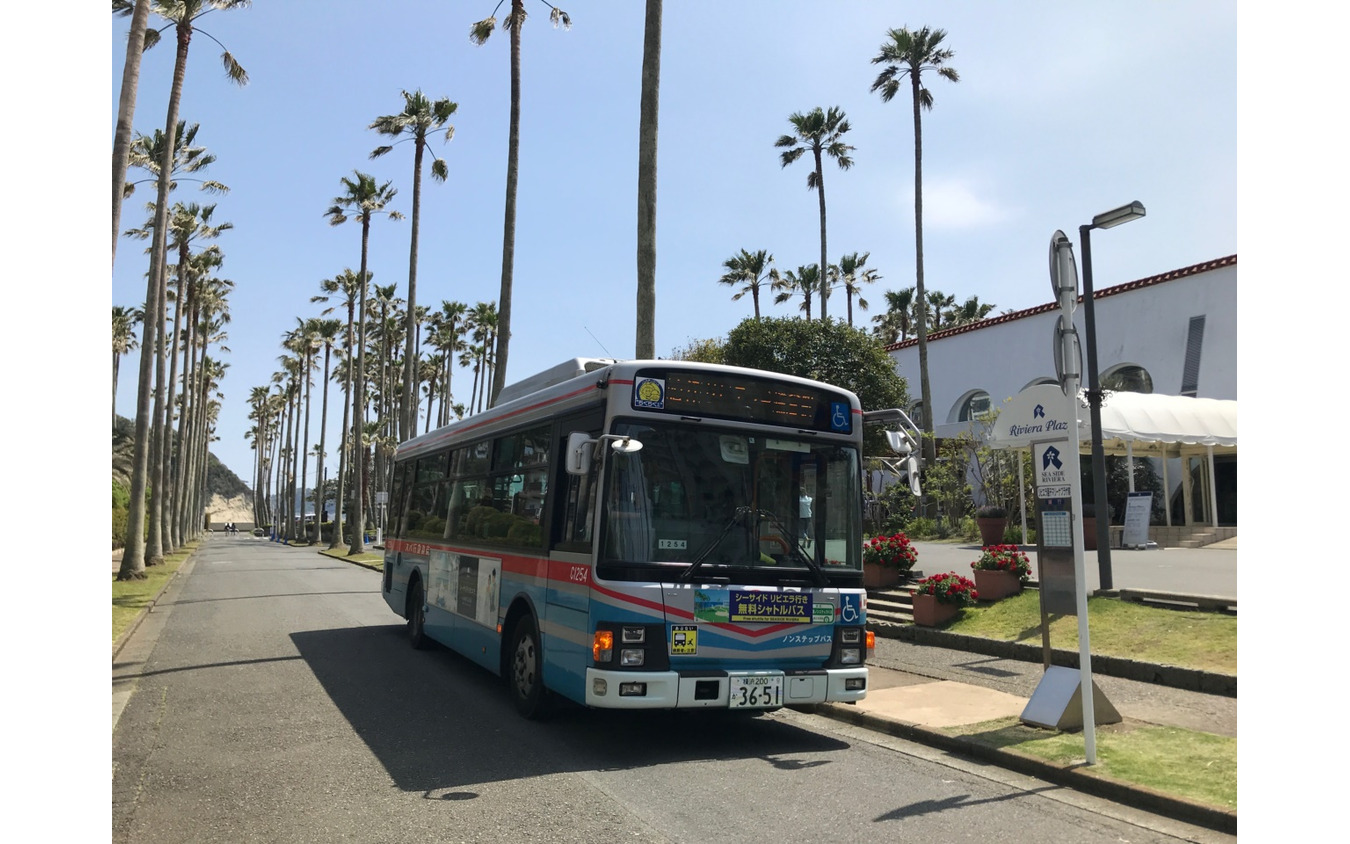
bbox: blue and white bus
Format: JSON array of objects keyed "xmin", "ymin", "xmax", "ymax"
[{"xmin": 381, "ymin": 358, "xmax": 921, "ymax": 718}]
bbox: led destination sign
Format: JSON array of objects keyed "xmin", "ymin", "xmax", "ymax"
[{"xmin": 631, "ymin": 369, "xmax": 853, "ymax": 434}]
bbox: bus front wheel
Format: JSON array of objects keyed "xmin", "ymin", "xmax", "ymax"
[{"xmin": 509, "ymin": 615, "xmax": 551, "ymax": 720}]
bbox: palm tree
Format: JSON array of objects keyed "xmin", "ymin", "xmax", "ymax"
[
  {"xmin": 113, "ymin": 305, "xmax": 143, "ymax": 428},
  {"xmin": 466, "ymin": 302, "xmax": 499, "ymax": 413},
  {"xmin": 124, "ymin": 121, "xmax": 227, "ymax": 201},
  {"xmin": 471, "ymin": 0, "xmax": 570, "ymax": 405},
  {"xmin": 112, "ymin": 0, "xmax": 152, "ymax": 269},
  {"xmin": 772, "ymin": 264, "xmax": 820, "ymax": 320},
  {"xmin": 635, "ymin": 0, "xmax": 661, "ymax": 359},
  {"xmin": 952, "ymin": 294, "xmax": 996, "ymax": 326},
  {"xmin": 829, "ymin": 251, "xmax": 880, "ymax": 327},
  {"xmin": 312, "ymin": 269, "xmax": 364, "ymax": 549},
  {"xmin": 119, "ymin": 0, "xmax": 248, "ymax": 582},
  {"xmin": 871, "ymin": 287, "xmax": 916, "ymax": 344},
  {"xmin": 369, "ymin": 89, "xmax": 458, "ymax": 442},
  {"xmin": 310, "ymin": 318, "xmax": 343, "ymax": 537},
  {"xmin": 325, "ymin": 171, "xmax": 401, "ymax": 554},
  {"xmin": 774, "ymin": 106, "xmax": 854, "ymax": 322},
  {"xmin": 926, "ymin": 290, "xmax": 957, "ymax": 331},
  {"xmin": 870, "ymin": 25, "xmax": 958, "ymax": 509},
  {"xmin": 717, "ymin": 249, "xmax": 775, "ymax": 319}
]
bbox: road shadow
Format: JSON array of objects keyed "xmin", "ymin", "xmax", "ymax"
[{"xmin": 292, "ymin": 625, "xmax": 850, "ymax": 795}]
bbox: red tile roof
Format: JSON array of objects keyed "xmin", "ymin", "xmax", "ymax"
[{"xmin": 883, "ymin": 254, "xmax": 1237, "ymax": 352}]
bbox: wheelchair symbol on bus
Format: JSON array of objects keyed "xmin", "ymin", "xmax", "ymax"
[{"xmin": 840, "ymin": 597, "xmax": 861, "ymax": 623}]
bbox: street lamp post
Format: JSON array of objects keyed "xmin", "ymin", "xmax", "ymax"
[{"xmin": 1078, "ymin": 200, "xmax": 1145, "ymax": 591}]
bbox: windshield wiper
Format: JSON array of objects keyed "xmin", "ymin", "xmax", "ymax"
[
  {"xmin": 755, "ymin": 508, "xmax": 830, "ymax": 588},
  {"xmin": 677, "ymin": 506, "xmax": 751, "ymax": 584}
]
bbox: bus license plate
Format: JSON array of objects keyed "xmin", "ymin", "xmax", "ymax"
[{"xmin": 728, "ymin": 674, "xmax": 783, "ymax": 709}]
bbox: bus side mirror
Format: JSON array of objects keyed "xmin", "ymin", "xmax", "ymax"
[
  {"xmin": 906, "ymin": 454, "xmax": 921, "ymax": 496},
  {"xmin": 566, "ymin": 432, "xmax": 596, "ymax": 476}
]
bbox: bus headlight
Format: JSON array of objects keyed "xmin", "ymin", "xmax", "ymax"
[
  {"xmin": 839, "ymin": 647, "xmax": 861, "ymax": 665},
  {"xmin": 620, "ymin": 648, "xmax": 645, "ymax": 667}
]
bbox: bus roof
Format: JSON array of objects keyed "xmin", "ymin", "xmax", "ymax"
[{"xmin": 395, "ymin": 358, "xmax": 864, "ymax": 462}]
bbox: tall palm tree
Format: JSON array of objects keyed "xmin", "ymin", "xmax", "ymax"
[
  {"xmin": 466, "ymin": 301, "xmax": 498, "ymax": 413},
  {"xmin": 774, "ymin": 106, "xmax": 854, "ymax": 322},
  {"xmin": 124, "ymin": 121, "xmax": 227, "ymax": 201},
  {"xmin": 325, "ymin": 172, "xmax": 401, "ymax": 555},
  {"xmin": 717, "ymin": 249, "xmax": 775, "ymax": 320},
  {"xmin": 471, "ymin": 0, "xmax": 570, "ymax": 405},
  {"xmin": 112, "ymin": 305, "xmax": 143, "ymax": 427},
  {"xmin": 369, "ymin": 89, "xmax": 457, "ymax": 442},
  {"xmin": 829, "ymin": 251, "xmax": 880, "ymax": 327},
  {"xmin": 309, "ymin": 318, "xmax": 342, "ymax": 536},
  {"xmin": 870, "ymin": 25, "xmax": 958, "ymax": 503},
  {"xmin": 635, "ymin": 0, "xmax": 661, "ymax": 359},
  {"xmin": 772, "ymin": 264, "xmax": 820, "ymax": 321},
  {"xmin": 112, "ymin": 0, "xmax": 152, "ymax": 269},
  {"xmin": 312, "ymin": 269, "xmax": 364, "ymax": 549},
  {"xmin": 119, "ymin": 0, "xmax": 248, "ymax": 582}
]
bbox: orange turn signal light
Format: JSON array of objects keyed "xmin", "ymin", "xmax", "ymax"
[
  {"xmin": 593, "ymin": 630, "xmax": 614, "ymax": 662},
  {"xmin": 865, "ymin": 630, "xmax": 876, "ymax": 650}
]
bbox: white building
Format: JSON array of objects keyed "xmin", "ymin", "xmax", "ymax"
[{"xmin": 885, "ymin": 255, "xmax": 1237, "ymax": 543}]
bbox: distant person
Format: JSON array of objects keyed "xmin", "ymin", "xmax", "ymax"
[{"xmin": 799, "ymin": 493, "xmax": 813, "ymax": 540}]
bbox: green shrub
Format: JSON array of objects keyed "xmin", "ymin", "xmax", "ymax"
[{"xmin": 907, "ymin": 517, "xmax": 938, "ymax": 538}]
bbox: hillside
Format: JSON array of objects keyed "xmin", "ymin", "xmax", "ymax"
[{"xmin": 113, "ymin": 415, "xmax": 253, "ymax": 503}]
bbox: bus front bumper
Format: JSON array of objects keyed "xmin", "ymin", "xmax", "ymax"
[{"xmin": 583, "ymin": 667, "xmax": 868, "ymax": 710}]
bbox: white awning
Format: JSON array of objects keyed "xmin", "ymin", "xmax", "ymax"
[{"xmin": 985, "ymin": 384, "xmax": 1237, "ymax": 451}]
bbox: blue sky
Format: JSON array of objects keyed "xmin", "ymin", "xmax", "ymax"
[{"xmin": 106, "ymin": 0, "xmax": 1236, "ymax": 485}]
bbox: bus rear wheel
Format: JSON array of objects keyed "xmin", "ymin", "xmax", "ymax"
[
  {"xmin": 407, "ymin": 581, "xmax": 427, "ymax": 650},
  {"xmin": 509, "ymin": 615, "xmax": 551, "ymax": 719}
]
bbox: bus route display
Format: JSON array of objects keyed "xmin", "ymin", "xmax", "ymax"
[{"xmin": 631, "ymin": 369, "xmax": 853, "ymax": 434}]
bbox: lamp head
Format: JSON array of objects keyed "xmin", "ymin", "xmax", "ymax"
[{"xmin": 1091, "ymin": 201, "xmax": 1146, "ymax": 230}]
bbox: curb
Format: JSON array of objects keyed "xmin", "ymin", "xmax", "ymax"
[
  {"xmin": 112, "ymin": 551, "xmax": 195, "ymax": 662},
  {"xmin": 870, "ymin": 623, "xmax": 1237, "ymax": 697},
  {"xmin": 810, "ymin": 703, "xmax": 1237, "ymax": 835}
]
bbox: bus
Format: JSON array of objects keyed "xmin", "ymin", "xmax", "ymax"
[{"xmin": 381, "ymin": 358, "xmax": 921, "ymax": 718}]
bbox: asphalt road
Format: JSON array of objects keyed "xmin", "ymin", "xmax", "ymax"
[{"xmin": 112, "ymin": 537, "xmax": 1233, "ymax": 843}]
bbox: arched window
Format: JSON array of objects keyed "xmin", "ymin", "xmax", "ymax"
[
  {"xmin": 1102, "ymin": 365, "xmax": 1153, "ymax": 394},
  {"xmin": 909, "ymin": 402, "xmax": 925, "ymax": 429},
  {"xmin": 957, "ymin": 391, "xmax": 991, "ymax": 422}
]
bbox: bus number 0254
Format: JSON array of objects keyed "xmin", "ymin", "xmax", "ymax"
[{"xmin": 569, "ymin": 566, "xmax": 589, "ymax": 584}]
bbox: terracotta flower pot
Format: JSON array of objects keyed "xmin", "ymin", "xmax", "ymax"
[
  {"xmin": 911, "ymin": 592, "xmax": 959, "ymax": 627},
  {"xmin": 977, "ymin": 517, "xmax": 1006, "ymax": 547},
  {"xmin": 864, "ymin": 562, "xmax": 900, "ymax": 590},
  {"xmin": 973, "ymin": 569, "xmax": 1021, "ymax": 602}
]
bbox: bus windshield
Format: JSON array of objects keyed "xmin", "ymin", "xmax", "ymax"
[{"xmin": 598, "ymin": 419, "xmax": 860, "ymax": 582}]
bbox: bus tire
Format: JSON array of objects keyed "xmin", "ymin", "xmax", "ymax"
[
  {"xmin": 509, "ymin": 615, "xmax": 551, "ymax": 720},
  {"xmin": 408, "ymin": 580, "xmax": 427, "ymax": 650}
]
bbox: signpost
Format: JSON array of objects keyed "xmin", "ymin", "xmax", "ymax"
[{"xmin": 1020, "ymin": 232, "xmax": 1121, "ymax": 760}]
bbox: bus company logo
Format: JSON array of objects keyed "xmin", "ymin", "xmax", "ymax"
[{"xmin": 634, "ymin": 377, "xmax": 666, "ymax": 410}]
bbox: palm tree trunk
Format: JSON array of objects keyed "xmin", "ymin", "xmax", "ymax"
[
  {"xmin": 300, "ymin": 350, "xmax": 313, "ymax": 541},
  {"xmin": 119, "ymin": 20, "xmax": 193, "ymax": 581},
  {"xmin": 402, "ymin": 142, "xmax": 425, "ymax": 442},
  {"xmin": 112, "ymin": 0, "xmax": 150, "ymax": 270},
  {"xmin": 316, "ymin": 347, "xmax": 331, "ymax": 541},
  {"xmin": 330, "ymin": 309, "xmax": 353, "ymax": 550},
  {"xmin": 813, "ymin": 148, "xmax": 829, "ymax": 322},
  {"xmin": 350, "ymin": 228, "xmax": 370, "ymax": 555},
  {"xmin": 490, "ymin": 6, "xmax": 522, "ymax": 407},
  {"xmin": 911, "ymin": 74, "xmax": 936, "ymax": 519},
  {"xmin": 634, "ymin": 0, "xmax": 661, "ymax": 359}
]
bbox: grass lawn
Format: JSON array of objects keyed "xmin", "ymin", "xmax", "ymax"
[
  {"xmin": 943, "ymin": 590, "xmax": 1236, "ymax": 675},
  {"xmin": 945, "ymin": 716, "xmax": 1237, "ymax": 811},
  {"xmin": 112, "ymin": 545, "xmax": 194, "ymax": 643}
]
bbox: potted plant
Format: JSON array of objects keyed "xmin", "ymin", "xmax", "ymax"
[
  {"xmin": 975, "ymin": 504, "xmax": 1007, "ymax": 546},
  {"xmin": 909, "ymin": 572, "xmax": 978, "ymax": 626},
  {"xmin": 970, "ymin": 544, "xmax": 1031, "ymax": 601},
  {"xmin": 862, "ymin": 531, "xmax": 918, "ymax": 589}
]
